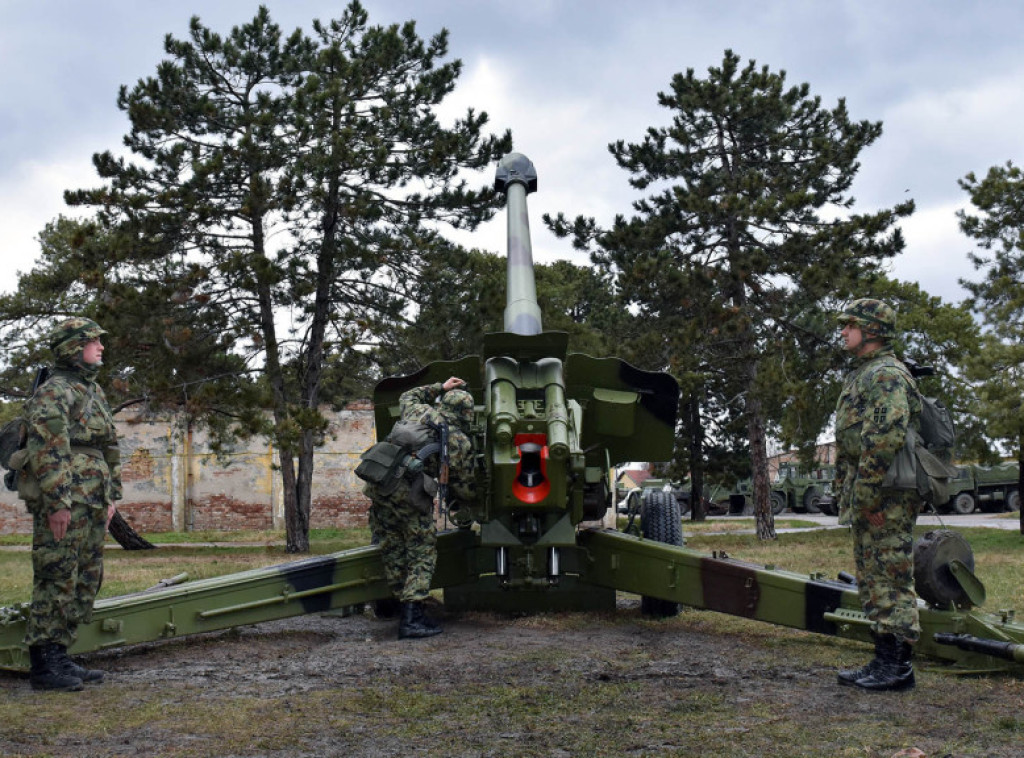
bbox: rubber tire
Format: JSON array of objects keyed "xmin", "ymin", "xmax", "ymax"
[
  {"xmin": 951, "ymin": 492, "xmax": 975, "ymax": 515},
  {"xmin": 770, "ymin": 492, "xmax": 786, "ymax": 515},
  {"xmin": 914, "ymin": 530, "xmax": 976, "ymax": 609},
  {"xmin": 1007, "ymin": 489, "xmax": 1020, "ymax": 512},
  {"xmin": 640, "ymin": 491, "xmax": 684, "ymax": 618},
  {"xmin": 802, "ymin": 487, "xmax": 822, "ymax": 514}
]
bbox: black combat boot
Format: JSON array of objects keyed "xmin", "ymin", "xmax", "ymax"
[
  {"xmin": 853, "ymin": 634, "xmax": 915, "ymax": 691},
  {"xmin": 53, "ymin": 643, "xmax": 105, "ymax": 684},
  {"xmin": 398, "ymin": 601, "xmax": 442, "ymax": 640},
  {"xmin": 837, "ymin": 632, "xmax": 883, "ymax": 686},
  {"xmin": 29, "ymin": 644, "xmax": 84, "ymax": 692}
]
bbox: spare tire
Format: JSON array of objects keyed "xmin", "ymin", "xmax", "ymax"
[{"xmin": 640, "ymin": 490, "xmax": 684, "ymax": 618}]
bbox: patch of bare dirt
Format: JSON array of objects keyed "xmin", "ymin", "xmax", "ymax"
[{"xmin": 3, "ymin": 597, "xmax": 1021, "ymax": 757}]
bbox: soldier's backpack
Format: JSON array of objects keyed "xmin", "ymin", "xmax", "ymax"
[
  {"xmin": 354, "ymin": 420, "xmax": 441, "ymax": 496},
  {"xmin": 0, "ymin": 417, "xmax": 28, "ymax": 491},
  {"xmin": 883, "ymin": 363, "xmax": 958, "ymax": 506},
  {"xmin": 0, "ymin": 367, "xmax": 51, "ymax": 493}
]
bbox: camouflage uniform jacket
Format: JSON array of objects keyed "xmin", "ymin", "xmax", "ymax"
[
  {"xmin": 24, "ymin": 367, "xmax": 122, "ymax": 517},
  {"xmin": 396, "ymin": 383, "xmax": 474, "ymax": 504},
  {"xmin": 834, "ymin": 347, "xmax": 921, "ymax": 524},
  {"xmin": 364, "ymin": 382, "xmax": 475, "ymax": 508}
]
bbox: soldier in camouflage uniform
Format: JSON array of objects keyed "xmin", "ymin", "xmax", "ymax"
[
  {"xmin": 365, "ymin": 376, "xmax": 475, "ymax": 639},
  {"xmin": 833, "ymin": 299, "xmax": 921, "ymax": 692},
  {"xmin": 21, "ymin": 318, "xmax": 122, "ymax": 691}
]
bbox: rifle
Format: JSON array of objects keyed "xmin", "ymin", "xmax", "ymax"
[{"xmin": 436, "ymin": 421, "xmax": 450, "ymax": 516}]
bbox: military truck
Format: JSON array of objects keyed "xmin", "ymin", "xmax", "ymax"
[
  {"xmin": 941, "ymin": 463, "xmax": 1020, "ymax": 515},
  {"xmin": 726, "ymin": 463, "xmax": 835, "ymax": 516}
]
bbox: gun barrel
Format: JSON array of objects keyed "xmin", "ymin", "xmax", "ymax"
[{"xmin": 494, "ymin": 152, "xmax": 542, "ymax": 336}]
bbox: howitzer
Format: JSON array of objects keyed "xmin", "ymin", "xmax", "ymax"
[{"xmin": 3, "ymin": 153, "xmax": 1024, "ymax": 678}]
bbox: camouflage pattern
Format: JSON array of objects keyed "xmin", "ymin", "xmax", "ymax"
[
  {"xmin": 850, "ymin": 496, "xmax": 920, "ymax": 643},
  {"xmin": 366, "ymin": 382, "xmax": 475, "ymax": 602},
  {"xmin": 835, "ymin": 298, "xmax": 898, "ymax": 340},
  {"xmin": 22, "ymin": 320, "xmax": 121, "ymax": 648},
  {"xmin": 23, "ymin": 367, "xmax": 122, "ymax": 516},
  {"xmin": 440, "ymin": 389, "xmax": 475, "ymax": 427},
  {"xmin": 834, "ymin": 346, "xmax": 922, "ymax": 643},
  {"xmin": 25, "ymin": 503, "xmax": 107, "ymax": 647},
  {"xmin": 48, "ymin": 317, "xmax": 106, "ymax": 356}
]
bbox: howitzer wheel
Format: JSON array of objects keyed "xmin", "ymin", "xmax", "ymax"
[
  {"xmin": 640, "ymin": 491, "xmax": 683, "ymax": 618},
  {"xmin": 770, "ymin": 492, "xmax": 786, "ymax": 515},
  {"xmin": 913, "ymin": 529, "xmax": 976, "ymax": 609}
]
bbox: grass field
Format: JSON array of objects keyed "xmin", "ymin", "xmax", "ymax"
[{"xmin": 1, "ymin": 519, "xmax": 1023, "ymax": 757}]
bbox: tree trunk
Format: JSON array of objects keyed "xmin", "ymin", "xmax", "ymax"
[
  {"xmin": 685, "ymin": 393, "xmax": 707, "ymax": 522},
  {"xmin": 745, "ymin": 362, "xmax": 777, "ymax": 541},
  {"xmin": 1018, "ymin": 431, "xmax": 1023, "ymax": 536},
  {"xmin": 282, "ymin": 451, "xmax": 308, "ymax": 553},
  {"xmin": 288, "ymin": 109, "xmax": 342, "ymax": 554},
  {"xmin": 108, "ymin": 510, "xmax": 156, "ymax": 550},
  {"xmin": 296, "ymin": 430, "xmax": 316, "ymax": 549}
]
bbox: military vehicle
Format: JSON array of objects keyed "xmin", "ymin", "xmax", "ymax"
[
  {"xmin": 940, "ymin": 463, "xmax": 1020, "ymax": 515},
  {"xmin": 2, "ymin": 152, "xmax": 1024, "ymax": 677},
  {"xmin": 615, "ymin": 476, "xmax": 717, "ymax": 517},
  {"xmin": 726, "ymin": 463, "xmax": 835, "ymax": 516}
]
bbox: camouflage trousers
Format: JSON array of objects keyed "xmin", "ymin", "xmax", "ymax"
[
  {"xmin": 851, "ymin": 491, "xmax": 921, "ymax": 644},
  {"xmin": 368, "ymin": 489, "xmax": 437, "ymax": 603},
  {"xmin": 24, "ymin": 502, "xmax": 107, "ymax": 648}
]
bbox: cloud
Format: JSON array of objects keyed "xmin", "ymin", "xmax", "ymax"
[
  {"xmin": 438, "ymin": 54, "xmax": 633, "ymax": 265},
  {"xmin": 892, "ymin": 201, "xmax": 975, "ymax": 303},
  {"xmin": 0, "ymin": 154, "xmax": 100, "ymax": 293}
]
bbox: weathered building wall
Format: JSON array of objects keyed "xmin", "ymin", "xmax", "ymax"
[{"xmin": 0, "ymin": 404, "xmax": 375, "ymax": 535}]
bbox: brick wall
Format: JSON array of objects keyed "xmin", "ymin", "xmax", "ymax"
[{"xmin": 0, "ymin": 403, "xmax": 376, "ymax": 536}]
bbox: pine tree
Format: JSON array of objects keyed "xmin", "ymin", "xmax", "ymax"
[
  {"xmin": 57, "ymin": 3, "xmax": 511, "ymax": 551},
  {"xmin": 546, "ymin": 50, "xmax": 913, "ymax": 538},
  {"xmin": 957, "ymin": 161, "xmax": 1024, "ymax": 533}
]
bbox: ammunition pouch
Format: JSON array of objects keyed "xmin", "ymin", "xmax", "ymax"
[
  {"xmin": 6, "ymin": 447, "xmax": 29, "ymax": 474},
  {"xmin": 4, "ymin": 447, "xmax": 41, "ymax": 501},
  {"xmin": 883, "ymin": 428, "xmax": 958, "ymax": 506},
  {"xmin": 355, "ymin": 441, "xmax": 410, "ymax": 496}
]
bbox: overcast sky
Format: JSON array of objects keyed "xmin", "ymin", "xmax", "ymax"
[{"xmin": 2, "ymin": 0, "xmax": 1022, "ymax": 304}]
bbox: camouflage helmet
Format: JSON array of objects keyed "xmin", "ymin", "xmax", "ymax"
[
  {"xmin": 836, "ymin": 298, "xmax": 897, "ymax": 340},
  {"xmin": 48, "ymin": 317, "xmax": 106, "ymax": 358},
  {"xmin": 439, "ymin": 389, "xmax": 474, "ymax": 428}
]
